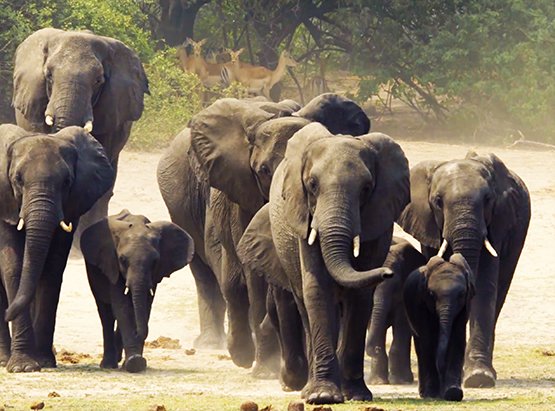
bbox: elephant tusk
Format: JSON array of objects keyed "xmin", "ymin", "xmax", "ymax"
[
  {"xmin": 150, "ymin": 288, "xmax": 154, "ymax": 297},
  {"xmin": 124, "ymin": 286, "xmax": 130, "ymax": 296},
  {"xmin": 484, "ymin": 238, "xmax": 498, "ymax": 257},
  {"xmin": 353, "ymin": 235, "xmax": 360, "ymax": 258},
  {"xmin": 59, "ymin": 221, "xmax": 73, "ymax": 233},
  {"xmin": 437, "ymin": 239, "xmax": 448, "ymax": 258},
  {"xmin": 45, "ymin": 115, "xmax": 54, "ymax": 126},
  {"xmin": 83, "ymin": 120, "xmax": 93, "ymax": 133},
  {"xmin": 17, "ymin": 218, "xmax": 24, "ymax": 231},
  {"xmin": 308, "ymin": 228, "xmax": 318, "ymax": 246}
]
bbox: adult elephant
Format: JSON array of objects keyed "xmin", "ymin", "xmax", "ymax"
[
  {"xmin": 12, "ymin": 28, "xmax": 149, "ymax": 228},
  {"xmin": 267, "ymin": 124, "xmax": 409, "ymax": 403},
  {"xmin": 0, "ymin": 125, "xmax": 114, "ymax": 372},
  {"xmin": 397, "ymin": 151, "xmax": 530, "ymax": 388}
]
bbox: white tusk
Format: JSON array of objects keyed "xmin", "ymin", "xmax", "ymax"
[
  {"xmin": 150, "ymin": 288, "xmax": 154, "ymax": 297},
  {"xmin": 17, "ymin": 218, "xmax": 24, "ymax": 231},
  {"xmin": 437, "ymin": 239, "xmax": 448, "ymax": 258},
  {"xmin": 308, "ymin": 228, "xmax": 318, "ymax": 246},
  {"xmin": 353, "ymin": 235, "xmax": 360, "ymax": 258},
  {"xmin": 484, "ymin": 238, "xmax": 498, "ymax": 258},
  {"xmin": 59, "ymin": 221, "xmax": 73, "ymax": 233},
  {"xmin": 83, "ymin": 120, "xmax": 93, "ymax": 133},
  {"xmin": 124, "ymin": 286, "xmax": 130, "ymax": 296},
  {"xmin": 45, "ymin": 115, "xmax": 54, "ymax": 126}
]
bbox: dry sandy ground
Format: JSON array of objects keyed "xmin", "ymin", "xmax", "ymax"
[{"xmin": 1, "ymin": 139, "xmax": 554, "ymax": 405}]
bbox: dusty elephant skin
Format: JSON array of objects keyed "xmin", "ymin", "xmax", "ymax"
[
  {"xmin": 12, "ymin": 28, "xmax": 149, "ymax": 234},
  {"xmin": 0, "ymin": 124, "xmax": 114, "ymax": 372},
  {"xmin": 80, "ymin": 210, "xmax": 193, "ymax": 373},
  {"xmin": 397, "ymin": 151, "xmax": 531, "ymax": 388},
  {"xmin": 404, "ymin": 254, "xmax": 475, "ymax": 401},
  {"xmin": 266, "ymin": 123, "xmax": 410, "ymax": 404},
  {"xmin": 365, "ymin": 237, "xmax": 427, "ymax": 385}
]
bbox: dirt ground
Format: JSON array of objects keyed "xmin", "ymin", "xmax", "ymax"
[{"xmin": 1, "ymin": 138, "xmax": 554, "ymax": 408}]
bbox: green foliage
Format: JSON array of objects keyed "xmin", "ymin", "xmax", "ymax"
[{"xmin": 129, "ymin": 48, "xmax": 203, "ymax": 150}]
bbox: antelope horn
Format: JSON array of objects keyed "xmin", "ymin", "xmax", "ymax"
[
  {"xmin": 83, "ymin": 120, "xmax": 93, "ymax": 133},
  {"xmin": 484, "ymin": 238, "xmax": 498, "ymax": 258},
  {"xmin": 17, "ymin": 218, "xmax": 24, "ymax": 231},
  {"xmin": 45, "ymin": 115, "xmax": 54, "ymax": 126},
  {"xmin": 353, "ymin": 235, "xmax": 360, "ymax": 258},
  {"xmin": 308, "ymin": 228, "xmax": 318, "ymax": 246},
  {"xmin": 60, "ymin": 221, "xmax": 73, "ymax": 233},
  {"xmin": 437, "ymin": 239, "xmax": 448, "ymax": 258}
]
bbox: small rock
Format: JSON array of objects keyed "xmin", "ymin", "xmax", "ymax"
[
  {"xmin": 145, "ymin": 336, "xmax": 181, "ymax": 349},
  {"xmin": 240, "ymin": 401, "xmax": 258, "ymax": 411},
  {"xmin": 288, "ymin": 401, "xmax": 304, "ymax": 411},
  {"xmin": 259, "ymin": 406, "xmax": 273, "ymax": 411},
  {"xmin": 541, "ymin": 349, "xmax": 555, "ymax": 357},
  {"xmin": 359, "ymin": 407, "xmax": 385, "ymax": 411},
  {"xmin": 47, "ymin": 392, "xmax": 60, "ymax": 398},
  {"xmin": 148, "ymin": 405, "xmax": 167, "ymax": 411},
  {"xmin": 30, "ymin": 402, "xmax": 44, "ymax": 410},
  {"xmin": 185, "ymin": 348, "xmax": 196, "ymax": 355},
  {"xmin": 217, "ymin": 354, "xmax": 232, "ymax": 361},
  {"xmin": 312, "ymin": 407, "xmax": 332, "ymax": 411}
]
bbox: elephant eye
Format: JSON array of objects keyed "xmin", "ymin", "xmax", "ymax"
[
  {"xmin": 15, "ymin": 172, "xmax": 23, "ymax": 186},
  {"xmin": 434, "ymin": 195, "xmax": 443, "ymax": 209},
  {"xmin": 119, "ymin": 255, "xmax": 129, "ymax": 269},
  {"xmin": 259, "ymin": 164, "xmax": 271, "ymax": 176},
  {"xmin": 45, "ymin": 71, "xmax": 53, "ymax": 82},
  {"xmin": 307, "ymin": 176, "xmax": 318, "ymax": 194}
]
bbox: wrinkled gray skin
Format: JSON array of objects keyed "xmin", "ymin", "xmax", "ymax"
[
  {"xmin": 81, "ymin": 210, "xmax": 193, "ymax": 373},
  {"xmin": 404, "ymin": 254, "xmax": 475, "ymax": 401},
  {"xmin": 397, "ymin": 152, "xmax": 530, "ymax": 388},
  {"xmin": 157, "ymin": 94, "xmax": 372, "ymax": 376},
  {"xmin": 365, "ymin": 237, "xmax": 427, "ymax": 385},
  {"xmin": 0, "ymin": 125, "xmax": 114, "ymax": 372},
  {"xmin": 268, "ymin": 124, "xmax": 410, "ymax": 404},
  {"xmin": 12, "ymin": 28, "xmax": 149, "ymax": 236}
]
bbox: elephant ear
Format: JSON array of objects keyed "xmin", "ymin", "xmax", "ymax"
[
  {"xmin": 189, "ymin": 98, "xmax": 274, "ymax": 214},
  {"xmin": 397, "ymin": 160, "xmax": 443, "ymax": 249},
  {"xmin": 80, "ymin": 217, "xmax": 122, "ymax": 284},
  {"xmin": 0, "ymin": 124, "xmax": 30, "ymax": 224},
  {"xmin": 56, "ymin": 127, "xmax": 115, "ymax": 219},
  {"xmin": 93, "ymin": 36, "xmax": 149, "ymax": 134},
  {"xmin": 280, "ymin": 122, "xmax": 333, "ymax": 239},
  {"xmin": 357, "ymin": 133, "xmax": 410, "ymax": 241},
  {"xmin": 114, "ymin": 209, "xmax": 151, "ymax": 225},
  {"xmin": 148, "ymin": 221, "xmax": 194, "ymax": 282},
  {"xmin": 252, "ymin": 99, "xmax": 301, "ymax": 117},
  {"xmin": 12, "ymin": 28, "xmax": 64, "ymax": 123},
  {"xmin": 468, "ymin": 152, "xmax": 531, "ymax": 244}
]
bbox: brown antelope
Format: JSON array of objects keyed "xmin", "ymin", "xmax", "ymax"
[
  {"xmin": 221, "ymin": 48, "xmax": 297, "ymax": 98},
  {"xmin": 178, "ymin": 38, "xmax": 225, "ymax": 88}
]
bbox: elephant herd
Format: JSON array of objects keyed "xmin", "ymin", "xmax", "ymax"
[{"xmin": 0, "ymin": 28, "xmax": 531, "ymax": 406}]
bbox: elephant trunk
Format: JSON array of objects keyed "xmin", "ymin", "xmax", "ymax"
[
  {"xmin": 445, "ymin": 211, "xmax": 483, "ymax": 274},
  {"xmin": 5, "ymin": 192, "xmax": 60, "ymax": 321},
  {"xmin": 436, "ymin": 307, "xmax": 456, "ymax": 387},
  {"xmin": 130, "ymin": 277, "xmax": 150, "ymax": 341},
  {"xmin": 317, "ymin": 193, "xmax": 392, "ymax": 289},
  {"xmin": 367, "ymin": 294, "xmax": 390, "ymax": 355},
  {"xmin": 48, "ymin": 81, "xmax": 93, "ymax": 132}
]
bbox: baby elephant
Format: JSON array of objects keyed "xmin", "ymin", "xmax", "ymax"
[
  {"xmin": 404, "ymin": 254, "xmax": 474, "ymax": 401},
  {"xmin": 81, "ymin": 210, "xmax": 194, "ymax": 372}
]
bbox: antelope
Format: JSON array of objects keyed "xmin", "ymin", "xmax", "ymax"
[
  {"xmin": 178, "ymin": 38, "xmax": 225, "ymax": 88},
  {"xmin": 221, "ymin": 48, "xmax": 297, "ymax": 98}
]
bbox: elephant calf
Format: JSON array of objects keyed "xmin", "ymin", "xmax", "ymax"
[
  {"xmin": 81, "ymin": 210, "xmax": 194, "ymax": 372},
  {"xmin": 404, "ymin": 254, "xmax": 475, "ymax": 401}
]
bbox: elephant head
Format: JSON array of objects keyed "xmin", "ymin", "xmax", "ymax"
[
  {"xmin": 397, "ymin": 152, "xmax": 530, "ymax": 272},
  {"xmin": 278, "ymin": 123, "xmax": 409, "ymax": 288},
  {"xmin": 80, "ymin": 210, "xmax": 194, "ymax": 340},
  {"xmin": 414, "ymin": 254, "xmax": 475, "ymax": 395},
  {"xmin": 13, "ymin": 28, "xmax": 149, "ymax": 138},
  {"xmin": 0, "ymin": 125, "xmax": 114, "ymax": 320}
]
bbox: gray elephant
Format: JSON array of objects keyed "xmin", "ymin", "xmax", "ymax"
[
  {"xmin": 0, "ymin": 124, "xmax": 114, "ymax": 372},
  {"xmin": 80, "ymin": 210, "xmax": 194, "ymax": 373},
  {"xmin": 404, "ymin": 254, "xmax": 475, "ymax": 401},
  {"xmin": 397, "ymin": 151, "xmax": 530, "ymax": 388},
  {"xmin": 266, "ymin": 123, "xmax": 409, "ymax": 404},
  {"xmin": 12, "ymin": 28, "xmax": 149, "ymax": 229},
  {"xmin": 366, "ymin": 236, "xmax": 427, "ymax": 385}
]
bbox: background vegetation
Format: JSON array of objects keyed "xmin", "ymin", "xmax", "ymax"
[{"xmin": 2, "ymin": 0, "xmax": 555, "ymax": 146}]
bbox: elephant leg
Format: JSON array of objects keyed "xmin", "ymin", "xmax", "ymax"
[
  {"xmin": 338, "ymin": 288, "xmax": 373, "ymax": 402},
  {"xmin": 298, "ymin": 241, "xmax": 343, "ymax": 405},
  {"xmin": 0, "ymin": 284, "xmax": 11, "ymax": 366},
  {"xmin": 269, "ymin": 286, "xmax": 308, "ymax": 391},
  {"xmin": 190, "ymin": 255, "xmax": 226, "ymax": 349},
  {"xmin": 388, "ymin": 307, "xmax": 414, "ymax": 384},
  {"xmin": 464, "ymin": 255, "xmax": 499, "ymax": 388},
  {"xmin": 32, "ymin": 231, "xmax": 73, "ymax": 368},
  {"xmin": 97, "ymin": 302, "xmax": 118, "ymax": 369},
  {"xmin": 366, "ymin": 287, "xmax": 391, "ymax": 385},
  {"xmin": 221, "ymin": 248, "xmax": 255, "ymax": 368},
  {"xmin": 443, "ymin": 314, "xmax": 466, "ymax": 401},
  {"xmin": 413, "ymin": 333, "xmax": 440, "ymax": 399}
]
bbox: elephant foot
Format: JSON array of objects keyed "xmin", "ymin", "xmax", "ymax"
[
  {"xmin": 193, "ymin": 331, "xmax": 226, "ymax": 350},
  {"xmin": 389, "ymin": 370, "xmax": 414, "ymax": 385},
  {"xmin": 367, "ymin": 371, "xmax": 389, "ymax": 385},
  {"xmin": 367, "ymin": 354, "xmax": 389, "ymax": 385},
  {"xmin": 342, "ymin": 378, "xmax": 373, "ymax": 402},
  {"xmin": 0, "ymin": 350, "xmax": 10, "ymax": 367},
  {"xmin": 464, "ymin": 367, "xmax": 496, "ymax": 388},
  {"xmin": 419, "ymin": 382, "xmax": 440, "ymax": 399},
  {"xmin": 36, "ymin": 351, "xmax": 57, "ymax": 368},
  {"xmin": 302, "ymin": 380, "xmax": 344, "ymax": 404},
  {"xmin": 280, "ymin": 355, "xmax": 308, "ymax": 392},
  {"xmin": 252, "ymin": 361, "xmax": 278, "ymax": 380},
  {"xmin": 227, "ymin": 333, "xmax": 255, "ymax": 369},
  {"xmin": 100, "ymin": 357, "xmax": 119, "ymax": 369},
  {"xmin": 444, "ymin": 385, "xmax": 463, "ymax": 401},
  {"xmin": 6, "ymin": 352, "xmax": 41, "ymax": 373},
  {"xmin": 124, "ymin": 354, "xmax": 147, "ymax": 373}
]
